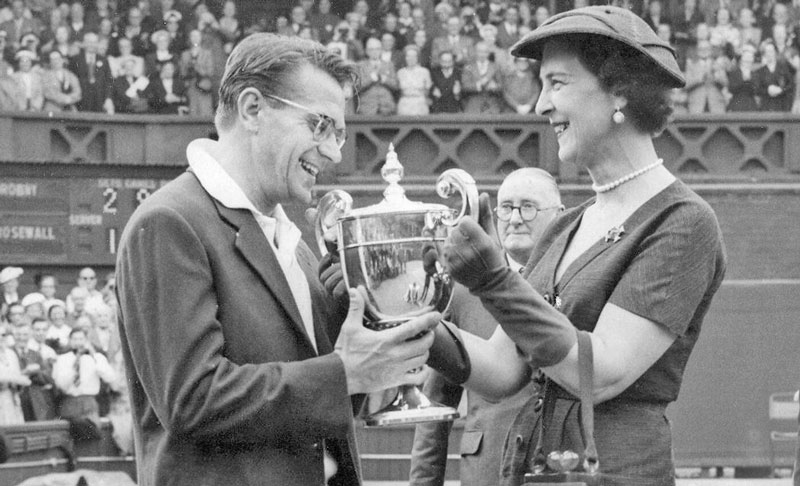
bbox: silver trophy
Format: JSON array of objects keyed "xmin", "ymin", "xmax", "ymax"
[{"xmin": 314, "ymin": 144, "xmax": 478, "ymax": 426}]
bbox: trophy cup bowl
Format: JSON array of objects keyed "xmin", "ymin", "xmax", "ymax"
[{"xmin": 314, "ymin": 144, "xmax": 478, "ymax": 426}]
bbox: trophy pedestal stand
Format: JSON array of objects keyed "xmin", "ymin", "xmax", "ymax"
[{"xmin": 362, "ymin": 385, "xmax": 459, "ymax": 427}]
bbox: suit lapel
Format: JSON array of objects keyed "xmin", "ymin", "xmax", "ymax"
[
  {"xmin": 214, "ymin": 201, "xmax": 317, "ymax": 353},
  {"xmin": 296, "ymin": 243, "xmax": 333, "ymax": 355}
]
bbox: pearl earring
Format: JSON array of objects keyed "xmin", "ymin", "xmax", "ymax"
[{"xmin": 612, "ymin": 108, "xmax": 625, "ymax": 124}]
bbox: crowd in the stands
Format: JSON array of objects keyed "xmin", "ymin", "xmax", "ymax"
[{"xmin": 0, "ymin": 0, "xmax": 799, "ymax": 116}]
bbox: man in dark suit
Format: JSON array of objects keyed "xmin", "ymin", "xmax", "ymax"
[
  {"xmin": 115, "ymin": 33, "xmax": 439, "ymax": 486},
  {"xmin": 409, "ymin": 168, "xmax": 564, "ymax": 486},
  {"xmin": 69, "ymin": 32, "xmax": 114, "ymax": 113},
  {"xmin": 430, "ymin": 50, "xmax": 462, "ymax": 113},
  {"xmin": 495, "ymin": 5, "xmax": 522, "ymax": 49}
]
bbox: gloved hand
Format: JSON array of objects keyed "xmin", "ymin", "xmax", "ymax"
[{"xmin": 442, "ymin": 193, "xmax": 506, "ymax": 291}]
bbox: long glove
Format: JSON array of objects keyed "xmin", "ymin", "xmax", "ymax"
[
  {"xmin": 441, "ymin": 194, "xmax": 576, "ymax": 369},
  {"xmin": 426, "ymin": 319, "xmax": 471, "ymax": 385}
]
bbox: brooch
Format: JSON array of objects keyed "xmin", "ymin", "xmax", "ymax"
[{"xmin": 604, "ymin": 225, "xmax": 625, "ymax": 243}]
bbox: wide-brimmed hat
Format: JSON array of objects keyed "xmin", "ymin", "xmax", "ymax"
[
  {"xmin": 510, "ymin": 5, "xmax": 685, "ymax": 88},
  {"xmin": 21, "ymin": 292, "xmax": 46, "ymax": 308},
  {"xmin": 0, "ymin": 266, "xmax": 23, "ymax": 285}
]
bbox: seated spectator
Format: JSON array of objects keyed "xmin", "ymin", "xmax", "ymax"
[
  {"xmin": 406, "ymin": 6, "xmax": 428, "ymax": 46},
  {"xmin": 5, "ymin": 303, "xmax": 26, "ymax": 328},
  {"xmin": 143, "ymin": 60, "xmax": 187, "ymax": 114},
  {"xmin": 397, "ymin": 44, "xmax": 432, "ymax": 115},
  {"xmin": 379, "ymin": 31, "xmax": 403, "ymax": 70},
  {"xmin": 672, "ymin": 0, "xmax": 704, "ymax": 69},
  {"xmin": 1, "ymin": 266, "xmax": 23, "ymax": 308},
  {"xmin": 430, "ymin": 50, "xmax": 462, "ymax": 113},
  {"xmin": 657, "ymin": 22, "xmax": 673, "ymax": 45},
  {"xmin": 111, "ymin": 56, "xmax": 149, "ymax": 113},
  {"xmin": 144, "ymin": 29, "xmax": 175, "ymax": 77},
  {"xmin": 66, "ymin": 286, "xmax": 89, "ymax": 326},
  {"xmin": 45, "ymin": 303, "xmax": 71, "ymax": 353},
  {"xmin": 36, "ymin": 274, "xmax": 61, "ymax": 313},
  {"xmin": 478, "ymin": 23, "xmax": 511, "ymax": 73},
  {"xmin": 0, "ymin": 327, "xmax": 29, "ymax": 425},
  {"xmin": 431, "ymin": 15, "xmax": 474, "ymax": 68},
  {"xmin": 737, "ymin": 7, "xmax": 762, "ymax": 55},
  {"xmin": 768, "ymin": 23, "xmax": 793, "ymax": 57},
  {"xmin": 86, "ymin": 0, "xmax": 116, "ymax": 34},
  {"xmin": 685, "ymin": 39, "xmax": 729, "ymax": 113},
  {"xmin": 217, "ymin": 1, "xmax": 241, "ymax": 54},
  {"xmin": 502, "ymin": 57, "xmax": 540, "ymax": 114},
  {"xmin": 120, "ymin": 6, "xmax": 150, "ymax": 57},
  {"xmin": 727, "ymin": 43, "xmax": 760, "ymax": 111},
  {"xmin": 755, "ymin": 39, "xmax": 795, "ymax": 111},
  {"xmin": 430, "ymin": 1, "xmax": 453, "ymax": 40},
  {"xmin": 179, "ymin": 28, "xmax": 214, "ymax": 117},
  {"xmin": 41, "ymin": 25, "xmax": 73, "ymax": 60},
  {"xmin": 396, "ymin": 1, "xmax": 414, "ymax": 41},
  {"xmin": 19, "ymin": 31, "xmax": 42, "ymax": 58},
  {"xmin": 39, "ymin": 7, "xmax": 67, "ymax": 53},
  {"xmin": 496, "ymin": 5, "xmax": 522, "ymax": 49},
  {"xmin": 163, "ymin": 9, "xmax": 186, "ymax": 55},
  {"xmin": 30, "ymin": 317, "xmax": 57, "ymax": 364},
  {"xmin": 66, "ymin": 267, "xmax": 105, "ymax": 314},
  {"xmin": 710, "ymin": 7, "xmax": 740, "ymax": 56},
  {"xmin": 12, "ymin": 49, "xmax": 44, "ymax": 111},
  {"xmin": 459, "ymin": 4, "xmax": 482, "ymax": 42},
  {"xmin": 12, "ymin": 321, "xmax": 55, "ymax": 421},
  {"xmin": 42, "ymin": 49, "xmax": 82, "ymax": 112},
  {"xmin": 410, "ymin": 28, "xmax": 432, "ymax": 69},
  {"xmin": 356, "ymin": 36, "xmax": 398, "ymax": 115},
  {"xmin": 1, "ymin": 30, "xmax": 11, "ymax": 65},
  {"xmin": 533, "ymin": 5, "xmax": 551, "ymax": 29},
  {"xmin": 86, "ymin": 303, "xmax": 120, "ymax": 416},
  {"xmin": 311, "ymin": 0, "xmax": 339, "ymax": 45},
  {"xmin": 109, "ymin": 36, "xmax": 145, "ymax": 78},
  {"xmin": 288, "ymin": 4, "xmax": 316, "ymax": 40},
  {"xmin": 0, "ymin": 0, "xmax": 41, "ymax": 53},
  {"xmin": 67, "ymin": 1, "xmax": 86, "ymax": 43},
  {"xmin": 69, "ymin": 32, "xmax": 114, "ymax": 113},
  {"xmin": 381, "ymin": 12, "xmax": 406, "ymax": 51},
  {"xmin": 21, "ymin": 292, "xmax": 46, "ymax": 321},
  {"xmin": 643, "ymin": 0, "xmax": 670, "ymax": 33},
  {"xmin": 52, "ymin": 328, "xmax": 117, "ymax": 439},
  {"xmin": 461, "ymin": 40, "xmax": 503, "ymax": 114}
]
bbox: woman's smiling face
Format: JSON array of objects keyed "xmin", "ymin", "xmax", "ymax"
[{"xmin": 535, "ymin": 40, "xmax": 618, "ymax": 167}]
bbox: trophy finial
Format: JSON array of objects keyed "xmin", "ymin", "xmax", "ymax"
[{"xmin": 382, "ymin": 143, "xmax": 406, "ymax": 203}]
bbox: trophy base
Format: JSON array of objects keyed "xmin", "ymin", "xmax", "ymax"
[{"xmin": 361, "ymin": 385, "xmax": 460, "ymax": 427}]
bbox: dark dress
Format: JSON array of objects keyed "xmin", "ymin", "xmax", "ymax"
[
  {"xmin": 430, "ymin": 66, "xmax": 462, "ymax": 113},
  {"xmin": 500, "ymin": 181, "xmax": 727, "ymax": 486},
  {"xmin": 726, "ymin": 67, "xmax": 760, "ymax": 111},
  {"xmin": 754, "ymin": 61, "xmax": 796, "ymax": 112}
]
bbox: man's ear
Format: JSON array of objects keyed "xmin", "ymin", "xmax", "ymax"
[{"xmin": 237, "ymin": 87, "xmax": 263, "ymax": 133}]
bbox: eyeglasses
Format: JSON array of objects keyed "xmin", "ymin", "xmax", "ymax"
[
  {"xmin": 495, "ymin": 203, "xmax": 561, "ymax": 222},
  {"xmin": 80, "ymin": 276, "xmax": 96, "ymax": 280},
  {"xmin": 263, "ymin": 93, "xmax": 347, "ymax": 149}
]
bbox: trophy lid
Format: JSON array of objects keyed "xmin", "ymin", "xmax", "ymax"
[{"xmin": 347, "ymin": 144, "xmax": 449, "ymax": 217}]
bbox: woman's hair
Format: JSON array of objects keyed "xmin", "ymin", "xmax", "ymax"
[
  {"xmin": 215, "ymin": 33, "xmax": 358, "ymax": 132},
  {"xmin": 561, "ymin": 34, "xmax": 674, "ymax": 134}
]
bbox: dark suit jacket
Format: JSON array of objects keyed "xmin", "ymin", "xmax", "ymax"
[
  {"xmin": 116, "ymin": 171, "xmax": 361, "ymax": 486},
  {"xmin": 68, "ymin": 51, "xmax": 113, "ymax": 112},
  {"xmin": 495, "ymin": 23, "xmax": 521, "ymax": 49},
  {"xmin": 409, "ymin": 285, "xmax": 538, "ymax": 486},
  {"xmin": 430, "ymin": 66, "xmax": 462, "ymax": 113},
  {"xmin": 142, "ymin": 74, "xmax": 187, "ymax": 114}
]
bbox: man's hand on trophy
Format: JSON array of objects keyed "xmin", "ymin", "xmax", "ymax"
[
  {"xmin": 335, "ymin": 287, "xmax": 440, "ymax": 395},
  {"xmin": 476, "ymin": 192, "xmax": 501, "ymax": 247},
  {"xmin": 443, "ymin": 215, "xmax": 506, "ymax": 291},
  {"xmin": 319, "ymin": 253, "xmax": 348, "ymax": 310}
]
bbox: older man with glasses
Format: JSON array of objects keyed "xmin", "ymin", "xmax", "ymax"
[{"xmin": 116, "ymin": 33, "xmax": 439, "ymax": 486}]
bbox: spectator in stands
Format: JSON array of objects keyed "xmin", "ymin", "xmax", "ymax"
[
  {"xmin": 727, "ymin": 43, "xmax": 760, "ymax": 111},
  {"xmin": 496, "ymin": 5, "xmax": 522, "ymax": 49},
  {"xmin": 21, "ymin": 292, "xmax": 46, "ymax": 322},
  {"xmin": 180, "ymin": 28, "xmax": 214, "ymax": 117},
  {"xmin": 143, "ymin": 59, "xmax": 187, "ymax": 113},
  {"xmin": 86, "ymin": 0, "xmax": 116, "ymax": 34},
  {"xmin": 67, "ymin": 1, "xmax": 86, "ymax": 43},
  {"xmin": 1, "ymin": 266, "xmax": 23, "ymax": 308},
  {"xmin": 326, "ymin": 20, "xmax": 364, "ymax": 61},
  {"xmin": 737, "ymin": 7, "xmax": 763, "ymax": 53},
  {"xmin": 111, "ymin": 56, "xmax": 149, "ymax": 112},
  {"xmin": 357, "ymin": 36, "xmax": 398, "ymax": 115},
  {"xmin": 144, "ymin": 29, "xmax": 175, "ymax": 78},
  {"xmin": 430, "ymin": 50, "xmax": 462, "ymax": 113},
  {"xmin": 459, "ymin": 5, "xmax": 482, "ymax": 42},
  {"xmin": 397, "ymin": 43, "xmax": 432, "ymax": 115},
  {"xmin": 408, "ymin": 6, "xmax": 428, "ymax": 45},
  {"xmin": 461, "ymin": 40, "xmax": 503, "ymax": 114},
  {"xmin": 12, "ymin": 49, "xmax": 44, "ymax": 111},
  {"xmin": 379, "ymin": 31, "xmax": 403, "ymax": 70},
  {"xmin": 502, "ymin": 57, "xmax": 541, "ymax": 114},
  {"xmin": 672, "ymin": 0, "xmax": 704, "ymax": 69},
  {"xmin": 162, "ymin": 9, "xmax": 186, "ymax": 56},
  {"xmin": 643, "ymin": 0, "xmax": 670, "ymax": 33},
  {"xmin": 86, "ymin": 302, "xmax": 120, "ymax": 361},
  {"xmin": 288, "ymin": 4, "xmax": 315, "ymax": 40},
  {"xmin": 66, "ymin": 267, "xmax": 104, "ymax": 313},
  {"xmin": 432, "ymin": 15, "xmax": 474, "ymax": 68},
  {"xmin": 195, "ymin": 8, "xmax": 226, "ymax": 85},
  {"xmin": 45, "ymin": 303, "xmax": 71, "ymax": 352},
  {"xmin": 42, "ymin": 25, "xmax": 73, "ymax": 60},
  {"xmin": 70, "ymin": 31, "xmax": 114, "ymax": 113},
  {"xmin": 311, "ymin": 0, "xmax": 340, "ymax": 45},
  {"xmin": 5, "ymin": 303, "xmax": 26, "ymax": 328},
  {"xmin": 30, "ymin": 317, "xmax": 57, "ymax": 364},
  {"xmin": 109, "ymin": 36, "xmax": 145, "ymax": 78},
  {"xmin": 0, "ymin": 29, "xmax": 12, "ymax": 66},
  {"xmin": 0, "ymin": 0, "xmax": 41, "ymax": 52},
  {"xmin": 19, "ymin": 31, "xmax": 42, "ymax": 58},
  {"xmin": 685, "ymin": 39, "xmax": 728, "ymax": 113},
  {"xmin": 410, "ymin": 168, "xmax": 563, "ymax": 486},
  {"xmin": 120, "ymin": 6, "xmax": 150, "ymax": 57},
  {"xmin": 42, "ymin": 49, "xmax": 82, "ymax": 112},
  {"xmin": 0, "ymin": 326, "xmax": 29, "ymax": 425},
  {"xmin": 533, "ymin": 5, "xmax": 551, "ymax": 29},
  {"xmin": 217, "ymin": 1, "xmax": 240, "ymax": 55},
  {"xmin": 66, "ymin": 286, "xmax": 89, "ymax": 326},
  {"xmin": 36, "ymin": 274, "xmax": 61, "ymax": 313},
  {"xmin": 711, "ymin": 7, "xmax": 740, "ymax": 56},
  {"xmin": 12, "ymin": 320, "xmax": 54, "ymax": 421},
  {"xmin": 754, "ymin": 39, "xmax": 795, "ymax": 111},
  {"xmin": 52, "ymin": 327, "xmax": 117, "ymax": 437},
  {"xmin": 381, "ymin": 12, "xmax": 406, "ymax": 51},
  {"xmin": 39, "ymin": 7, "xmax": 67, "ymax": 53},
  {"xmin": 479, "ymin": 23, "xmax": 511, "ymax": 73}
]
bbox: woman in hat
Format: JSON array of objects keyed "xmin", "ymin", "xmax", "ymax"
[
  {"xmin": 431, "ymin": 6, "xmax": 727, "ymax": 484},
  {"xmin": 12, "ymin": 49, "xmax": 44, "ymax": 111}
]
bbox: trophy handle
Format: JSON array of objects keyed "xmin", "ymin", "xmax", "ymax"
[
  {"xmin": 313, "ymin": 190, "xmax": 353, "ymax": 256},
  {"xmin": 436, "ymin": 169, "xmax": 479, "ymax": 226}
]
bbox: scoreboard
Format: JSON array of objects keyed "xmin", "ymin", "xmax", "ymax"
[{"xmin": 0, "ymin": 176, "xmax": 172, "ymax": 266}]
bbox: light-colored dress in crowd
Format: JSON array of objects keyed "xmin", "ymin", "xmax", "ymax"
[{"xmin": 397, "ymin": 65, "xmax": 432, "ymax": 115}]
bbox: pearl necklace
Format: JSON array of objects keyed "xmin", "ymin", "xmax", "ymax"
[{"xmin": 591, "ymin": 159, "xmax": 664, "ymax": 194}]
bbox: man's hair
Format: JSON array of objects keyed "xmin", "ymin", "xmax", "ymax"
[
  {"xmin": 31, "ymin": 317, "xmax": 48, "ymax": 327},
  {"xmin": 69, "ymin": 327, "xmax": 86, "ymax": 338},
  {"xmin": 505, "ymin": 167, "xmax": 561, "ymax": 203},
  {"xmin": 215, "ymin": 33, "xmax": 358, "ymax": 132}
]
